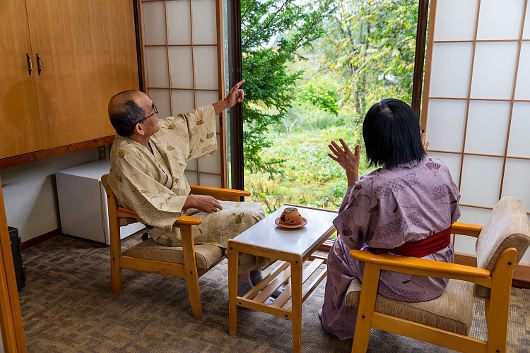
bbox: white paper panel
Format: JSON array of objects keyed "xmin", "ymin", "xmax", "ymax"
[
  {"xmin": 167, "ymin": 1, "xmax": 192, "ymax": 45},
  {"xmin": 426, "ymin": 152, "xmax": 462, "ymax": 186},
  {"xmin": 196, "ymin": 90, "xmax": 219, "ymax": 107},
  {"xmin": 171, "ymin": 90, "xmax": 195, "ymax": 115},
  {"xmin": 507, "ymin": 102, "xmax": 530, "ymax": 158},
  {"xmin": 184, "ymin": 171, "xmax": 198, "ymax": 185},
  {"xmin": 197, "ymin": 90, "xmax": 221, "ymax": 131},
  {"xmin": 501, "ymin": 159, "xmax": 530, "ymax": 212},
  {"xmin": 453, "ymin": 233, "xmax": 477, "ymax": 255},
  {"xmin": 524, "ymin": 3, "xmax": 530, "ymax": 39},
  {"xmin": 470, "ymin": 42, "xmax": 518, "ymax": 100},
  {"xmin": 433, "ymin": 0, "xmax": 478, "ymax": 41},
  {"xmin": 199, "ymin": 174, "xmax": 222, "ymax": 188},
  {"xmin": 142, "ymin": 1, "xmax": 167, "ymax": 45},
  {"xmin": 147, "ymin": 89, "xmax": 171, "ymax": 119},
  {"xmin": 186, "ymin": 158, "xmax": 198, "ymax": 171},
  {"xmin": 169, "ymin": 47, "xmax": 194, "ymax": 89},
  {"xmin": 193, "ymin": 46, "xmax": 218, "ymax": 90},
  {"xmin": 464, "ymin": 101, "xmax": 510, "ymax": 155},
  {"xmin": 429, "ymin": 43, "xmax": 473, "ymax": 98},
  {"xmin": 459, "ymin": 155, "xmax": 503, "ymax": 208},
  {"xmin": 476, "ymin": 0, "xmax": 525, "ymax": 40},
  {"xmin": 514, "ymin": 42, "xmax": 530, "ymax": 100},
  {"xmin": 457, "ymin": 205, "xmax": 492, "ymax": 226},
  {"xmin": 145, "ymin": 47, "xmax": 169, "ymax": 88},
  {"xmin": 425, "ymin": 99, "xmax": 466, "ymax": 152},
  {"xmin": 192, "ymin": 0, "xmax": 217, "ymax": 45},
  {"xmin": 198, "ymin": 135, "xmax": 221, "ymax": 173}
]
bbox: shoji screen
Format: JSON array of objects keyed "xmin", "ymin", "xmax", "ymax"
[
  {"xmin": 422, "ymin": 0, "xmax": 530, "ymax": 263},
  {"xmin": 138, "ymin": 0, "xmax": 227, "ymax": 187}
]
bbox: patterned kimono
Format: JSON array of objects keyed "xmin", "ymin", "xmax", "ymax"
[
  {"xmin": 108, "ymin": 105, "xmax": 271, "ymax": 273},
  {"xmin": 321, "ymin": 156, "xmax": 461, "ymax": 340}
]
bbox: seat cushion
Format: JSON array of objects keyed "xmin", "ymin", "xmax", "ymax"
[
  {"xmin": 345, "ymin": 278, "xmax": 474, "ymax": 335},
  {"xmin": 122, "ymin": 238, "xmax": 224, "ymax": 269}
]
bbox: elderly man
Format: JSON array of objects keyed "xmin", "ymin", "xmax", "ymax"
[{"xmin": 107, "ymin": 81, "xmax": 277, "ymax": 297}]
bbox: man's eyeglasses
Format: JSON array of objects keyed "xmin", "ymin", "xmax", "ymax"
[{"xmin": 144, "ymin": 105, "xmax": 159, "ymax": 120}]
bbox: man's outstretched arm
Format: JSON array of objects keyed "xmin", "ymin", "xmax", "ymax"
[{"xmin": 211, "ymin": 80, "xmax": 245, "ymax": 115}]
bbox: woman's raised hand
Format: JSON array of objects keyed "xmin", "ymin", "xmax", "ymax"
[
  {"xmin": 328, "ymin": 139, "xmax": 360, "ymax": 186},
  {"xmin": 421, "ymin": 131, "xmax": 430, "ymax": 152}
]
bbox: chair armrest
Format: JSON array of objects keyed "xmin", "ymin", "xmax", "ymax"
[
  {"xmin": 350, "ymin": 250, "xmax": 491, "ymax": 285},
  {"xmin": 190, "ymin": 185, "xmax": 250, "ymax": 201},
  {"xmin": 117, "ymin": 207, "xmax": 201, "ymax": 226},
  {"xmin": 174, "ymin": 215, "xmax": 202, "ymax": 226},
  {"xmin": 451, "ymin": 222, "xmax": 482, "ymax": 238}
]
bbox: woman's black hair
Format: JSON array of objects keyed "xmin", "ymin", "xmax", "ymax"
[{"xmin": 362, "ymin": 98, "xmax": 425, "ymax": 168}]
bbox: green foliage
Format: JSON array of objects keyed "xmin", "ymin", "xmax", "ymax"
[
  {"xmin": 246, "ymin": 126, "xmax": 372, "ymax": 213},
  {"xmin": 241, "ymin": 0, "xmax": 336, "ymax": 173},
  {"xmin": 296, "ymin": 79, "xmax": 340, "ymax": 115},
  {"xmin": 242, "ymin": 0, "xmax": 419, "ymax": 222},
  {"xmin": 319, "ymin": 0, "xmax": 418, "ymax": 118}
]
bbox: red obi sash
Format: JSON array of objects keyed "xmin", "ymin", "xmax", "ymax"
[{"xmin": 368, "ymin": 226, "xmax": 451, "ymax": 258}]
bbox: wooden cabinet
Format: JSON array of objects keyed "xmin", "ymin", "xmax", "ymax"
[{"xmin": 0, "ymin": 0, "xmax": 139, "ymax": 161}]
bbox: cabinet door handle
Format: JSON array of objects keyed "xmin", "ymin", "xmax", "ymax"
[
  {"xmin": 26, "ymin": 53, "xmax": 33, "ymax": 75},
  {"xmin": 36, "ymin": 53, "xmax": 42, "ymax": 75}
]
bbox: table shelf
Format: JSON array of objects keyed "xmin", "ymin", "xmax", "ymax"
[{"xmin": 237, "ymin": 255, "xmax": 328, "ymax": 319}]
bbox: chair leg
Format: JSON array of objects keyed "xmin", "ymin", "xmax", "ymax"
[
  {"xmin": 486, "ymin": 249, "xmax": 515, "ymax": 353},
  {"xmin": 351, "ymin": 264, "xmax": 381, "ymax": 353},
  {"xmin": 181, "ymin": 224, "xmax": 203, "ymax": 318},
  {"xmin": 110, "ymin": 254, "xmax": 122, "ymax": 295}
]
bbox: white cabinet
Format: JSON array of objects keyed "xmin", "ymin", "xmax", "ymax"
[{"xmin": 56, "ymin": 160, "xmax": 144, "ymax": 245}]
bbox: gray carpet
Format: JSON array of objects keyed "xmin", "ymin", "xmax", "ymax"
[{"xmin": 18, "ymin": 234, "xmax": 530, "ymax": 352}]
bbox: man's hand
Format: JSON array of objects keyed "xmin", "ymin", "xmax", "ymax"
[
  {"xmin": 212, "ymin": 80, "xmax": 245, "ymax": 115},
  {"xmin": 328, "ymin": 139, "xmax": 360, "ymax": 186},
  {"xmin": 183, "ymin": 194, "xmax": 223, "ymax": 213}
]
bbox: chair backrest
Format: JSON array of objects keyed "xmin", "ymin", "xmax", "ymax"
[
  {"xmin": 475, "ymin": 196, "xmax": 530, "ymax": 298},
  {"xmin": 101, "ymin": 174, "xmax": 140, "ymax": 226}
]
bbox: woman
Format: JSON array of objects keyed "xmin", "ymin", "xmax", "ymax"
[{"xmin": 321, "ymin": 99, "xmax": 460, "ymax": 340}]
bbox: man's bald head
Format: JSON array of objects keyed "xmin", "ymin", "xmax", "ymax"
[{"xmin": 108, "ymin": 90, "xmax": 148, "ymax": 137}]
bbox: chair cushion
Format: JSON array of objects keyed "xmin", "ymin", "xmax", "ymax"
[
  {"xmin": 475, "ymin": 196, "xmax": 530, "ymax": 299},
  {"xmin": 122, "ymin": 238, "xmax": 224, "ymax": 269},
  {"xmin": 345, "ymin": 278, "xmax": 474, "ymax": 335}
]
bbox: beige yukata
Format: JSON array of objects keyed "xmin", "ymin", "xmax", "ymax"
[{"xmin": 108, "ymin": 105, "xmax": 272, "ymax": 273}]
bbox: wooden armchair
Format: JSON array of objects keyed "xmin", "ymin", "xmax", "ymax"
[
  {"xmin": 345, "ymin": 196, "xmax": 530, "ymax": 353},
  {"xmin": 101, "ymin": 174, "xmax": 250, "ymax": 318}
]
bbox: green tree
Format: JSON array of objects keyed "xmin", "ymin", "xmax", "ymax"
[
  {"xmin": 241, "ymin": 0, "xmax": 336, "ymax": 175},
  {"xmin": 319, "ymin": 0, "xmax": 418, "ymax": 120}
]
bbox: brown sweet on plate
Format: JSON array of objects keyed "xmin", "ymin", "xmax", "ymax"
[{"xmin": 280, "ymin": 207, "xmax": 303, "ymax": 225}]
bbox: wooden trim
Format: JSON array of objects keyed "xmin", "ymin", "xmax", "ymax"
[
  {"xmin": 133, "ymin": 0, "xmax": 144, "ymax": 92},
  {"xmin": 419, "ymin": 0, "xmax": 437, "ymax": 131},
  {"xmin": 228, "ymin": 0, "xmax": 244, "ymax": 190},
  {"xmin": 164, "ymin": 1, "xmax": 174, "ymax": 117},
  {"xmin": 136, "ymin": 0, "xmax": 148, "ymax": 92},
  {"xmin": 217, "ymin": 0, "xmax": 228, "ymax": 187},
  {"xmin": 499, "ymin": 0, "xmax": 527, "ymax": 200},
  {"xmin": 456, "ymin": 0, "xmax": 482, "ymax": 191},
  {"xmin": 21, "ymin": 229, "xmax": 60, "ymax": 250},
  {"xmin": 0, "ymin": 136, "xmax": 114, "ymax": 170},
  {"xmin": 0, "ymin": 177, "xmax": 27, "ymax": 352},
  {"xmin": 425, "ymin": 150, "xmax": 530, "ymax": 162},
  {"xmin": 146, "ymin": 87, "xmax": 219, "ymax": 92},
  {"xmin": 411, "ymin": 0, "xmax": 429, "ymax": 118},
  {"xmin": 428, "ymin": 96, "xmax": 530, "ymax": 103}
]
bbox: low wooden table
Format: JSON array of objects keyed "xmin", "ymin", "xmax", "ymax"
[{"xmin": 228, "ymin": 204, "xmax": 337, "ymax": 352}]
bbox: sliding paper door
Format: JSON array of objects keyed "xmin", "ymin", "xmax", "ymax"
[
  {"xmin": 422, "ymin": 0, "xmax": 530, "ymax": 262},
  {"xmin": 137, "ymin": 0, "xmax": 227, "ymax": 187}
]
